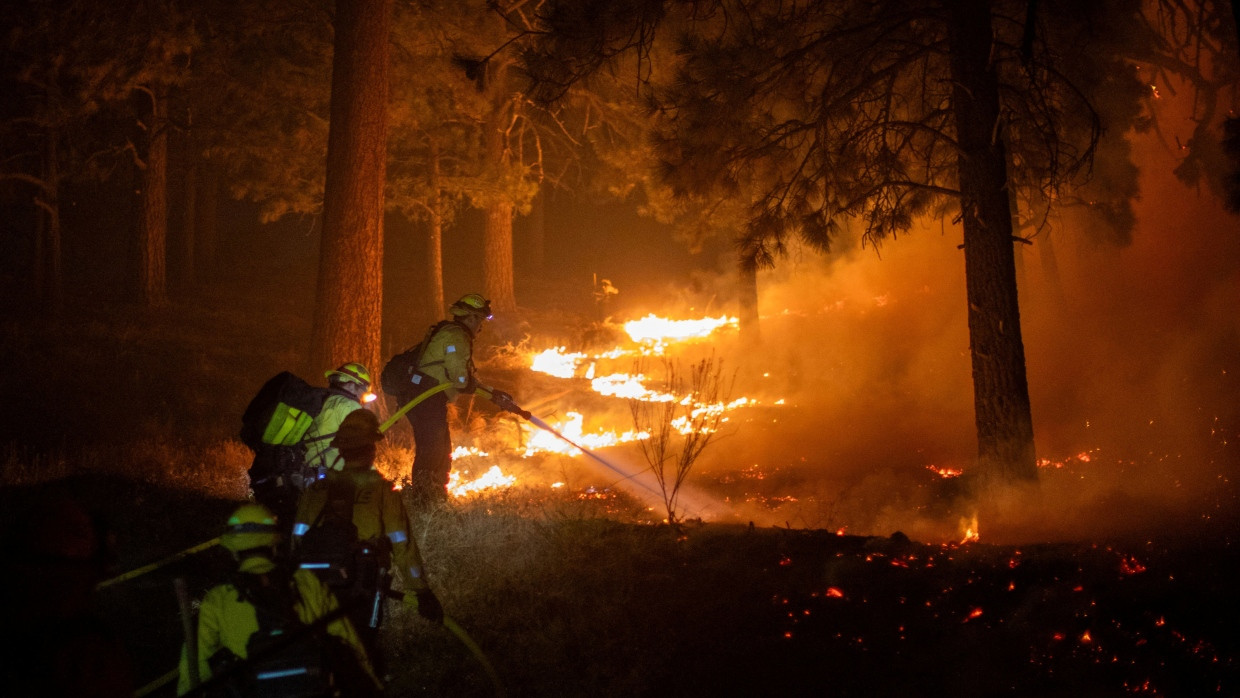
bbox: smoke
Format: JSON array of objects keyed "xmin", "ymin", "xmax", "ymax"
[{"xmin": 620, "ymin": 113, "xmax": 1240, "ymax": 544}]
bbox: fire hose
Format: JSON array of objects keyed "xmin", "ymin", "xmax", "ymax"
[
  {"xmin": 491, "ymin": 394, "xmax": 670, "ymax": 503},
  {"xmin": 380, "ymin": 382, "xmax": 452, "ymax": 433},
  {"xmin": 96, "ymin": 536, "xmax": 221, "ymax": 590},
  {"xmin": 385, "ymin": 588, "xmax": 505, "ymax": 697}
]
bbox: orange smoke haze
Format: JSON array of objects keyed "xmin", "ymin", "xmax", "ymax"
[{"xmin": 583, "ymin": 90, "xmax": 1239, "ymax": 544}]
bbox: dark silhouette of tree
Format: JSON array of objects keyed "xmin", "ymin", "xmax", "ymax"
[
  {"xmin": 2, "ymin": 0, "xmax": 196, "ymax": 311},
  {"xmin": 73, "ymin": 3, "xmax": 197, "ymax": 309},
  {"xmin": 308, "ymin": 0, "xmax": 392, "ymax": 377},
  {"xmin": 1134, "ymin": 1, "xmax": 1240, "ymax": 206}
]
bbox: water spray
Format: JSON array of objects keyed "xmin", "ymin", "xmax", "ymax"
[
  {"xmin": 495, "ymin": 393, "xmax": 718, "ymax": 518},
  {"xmin": 523, "ymin": 413, "xmax": 667, "ymax": 502}
]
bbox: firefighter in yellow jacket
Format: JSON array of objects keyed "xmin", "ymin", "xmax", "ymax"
[
  {"xmin": 291, "ymin": 409, "xmax": 443, "ymax": 675},
  {"xmin": 389, "ymin": 293, "xmax": 520, "ymax": 504},
  {"xmin": 303, "ymin": 362, "xmax": 372, "ymax": 476},
  {"xmin": 176, "ymin": 503, "xmax": 380, "ymax": 696}
]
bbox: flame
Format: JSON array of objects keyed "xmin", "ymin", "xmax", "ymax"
[
  {"xmin": 448, "ymin": 465, "xmax": 516, "ymax": 497},
  {"xmin": 530, "ymin": 347, "xmax": 587, "ymax": 378},
  {"xmin": 927, "ymin": 464, "xmax": 963, "ymax": 478},
  {"xmin": 445, "ymin": 313, "xmax": 777, "ymax": 502},
  {"xmin": 521, "ymin": 412, "xmax": 648, "ymax": 457},
  {"xmin": 590, "ymin": 373, "xmax": 677, "ymax": 401},
  {"xmin": 622, "ymin": 313, "xmax": 738, "ymax": 343},
  {"xmin": 451, "ymin": 445, "xmax": 489, "ymax": 459},
  {"xmin": 960, "ymin": 514, "xmax": 980, "ymax": 544}
]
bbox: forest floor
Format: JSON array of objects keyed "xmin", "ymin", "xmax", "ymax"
[{"xmin": 2, "ymin": 472, "xmax": 1237, "ymax": 697}]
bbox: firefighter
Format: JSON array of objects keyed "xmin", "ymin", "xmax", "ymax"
[
  {"xmin": 304, "ymin": 362, "xmax": 372, "ymax": 476},
  {"xmin": 176, "ymin": 503, "xmax": 380, "ymax": 697},
  {"xmin": 291, "ymin": 410, "xmax": 444, "ymax": 676},
  {"xmin": 388, "ymin": 293, "xmax": 521, "ymax": 504}
]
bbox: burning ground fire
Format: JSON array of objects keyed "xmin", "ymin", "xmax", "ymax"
[{"xmin": 440, "ymin": 313, "xmax": 769, "ymax": 500}]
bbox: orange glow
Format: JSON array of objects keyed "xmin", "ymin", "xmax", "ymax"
[{"xmin": 825, "ymin": 587, "xmax": 845, "ymax": 598}]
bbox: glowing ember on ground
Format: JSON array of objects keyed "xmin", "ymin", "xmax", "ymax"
[
  {"xmin": 927, "ymin": 465, "xmax": 963, "ymax": 478},
  {"xmin": 1037, "ymin": 448, "xmax": 1101, "ymax": 469},
  {"xmin": 1119, "ymin": 556, "xmax": 1148, "ymax": 575}
]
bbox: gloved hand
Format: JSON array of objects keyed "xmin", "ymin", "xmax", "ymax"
[{"xmin": 403, "ymin": 588, "xmax": 444, "ymax": 624}]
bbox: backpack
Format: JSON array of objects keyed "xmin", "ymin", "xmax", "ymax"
[
  {"xmin": 295, "ymin": 478, "xmax": 362, "ymax": 590},
  {"xmin": 380, "ymin": 321, "xmax": 455, "ymax": 396},
  {"xmin": 240, "ymin": 372, "xmax": 332, "ymax": 451},
  {"xmin": 234, "ymin": 569, "xmax": 332, "ymax": 698},
  {"xmin": 296, "ymin": 477, "xmax": 391, "ymax": 599}
]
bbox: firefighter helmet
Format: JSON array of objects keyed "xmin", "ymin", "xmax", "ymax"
[
  {"xmin": 220, "ymin": 503, "xmax": 281, "ymax": 553},
  {"xmin": 325, "ymin": 362, "xmax": 371, "ymax": 392},
  {"xmin": 450, "ymin": 293, "xmax": 492, "ymax": 319}
]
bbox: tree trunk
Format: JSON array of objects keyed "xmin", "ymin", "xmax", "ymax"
[
  {"xmin": 196, "ymin": 164, "xmax": 219, "ymax": 276},
  {"xmin": 36, "ymin": 117, "xmax": 63, "ymax": 315},
  {"xmin": 484, "ymin": 199, "xmax": 516, "ymax": 312},
  {"xmin": 425, "ymin": 140, "xmax": 445, "ymax": 320},
  {"xmin": 139, "ymin": 84, "xmax": 170, "ymax": 308},
  {"xmin": 182, "ymin": 139, "xmax": 198, "ymax": 289},
  {"xmin": 947, "ymin": 0, "xmax": 1037, "ymax": 483},
  {"xmin": 482, "ymin": 70, "xmax": 517, "ymax": 312},
  {"xmin": 738, "ymin": 258, "xmax": 760, "ymax": 344},
  {"xmin": 309, "ymin": 0, "xmax": 391, "ymax": 379},
  {"xmin": 524, "ymin": 186, "xmax": 546, "ymax": 277}
]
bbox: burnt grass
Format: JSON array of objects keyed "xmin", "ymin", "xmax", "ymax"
[{"xmin": 2, "ymin": 292, "xmax": 1237, "ymax": 697}]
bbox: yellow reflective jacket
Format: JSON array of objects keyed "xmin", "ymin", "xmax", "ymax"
[
  {"xmin": 175, "ymin": 565, "xmax": 378, "ymax": 695},
  {"xmin": 417, "ymin": 321, "xmax": 476, "ymax": 400},
  {"xmin": 291, "ymin": 468, "xmax": 430, "ymax": 592},
  {"xmin": 303, "ymin": 393, "xmax": 363, "ymax": 472}
]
